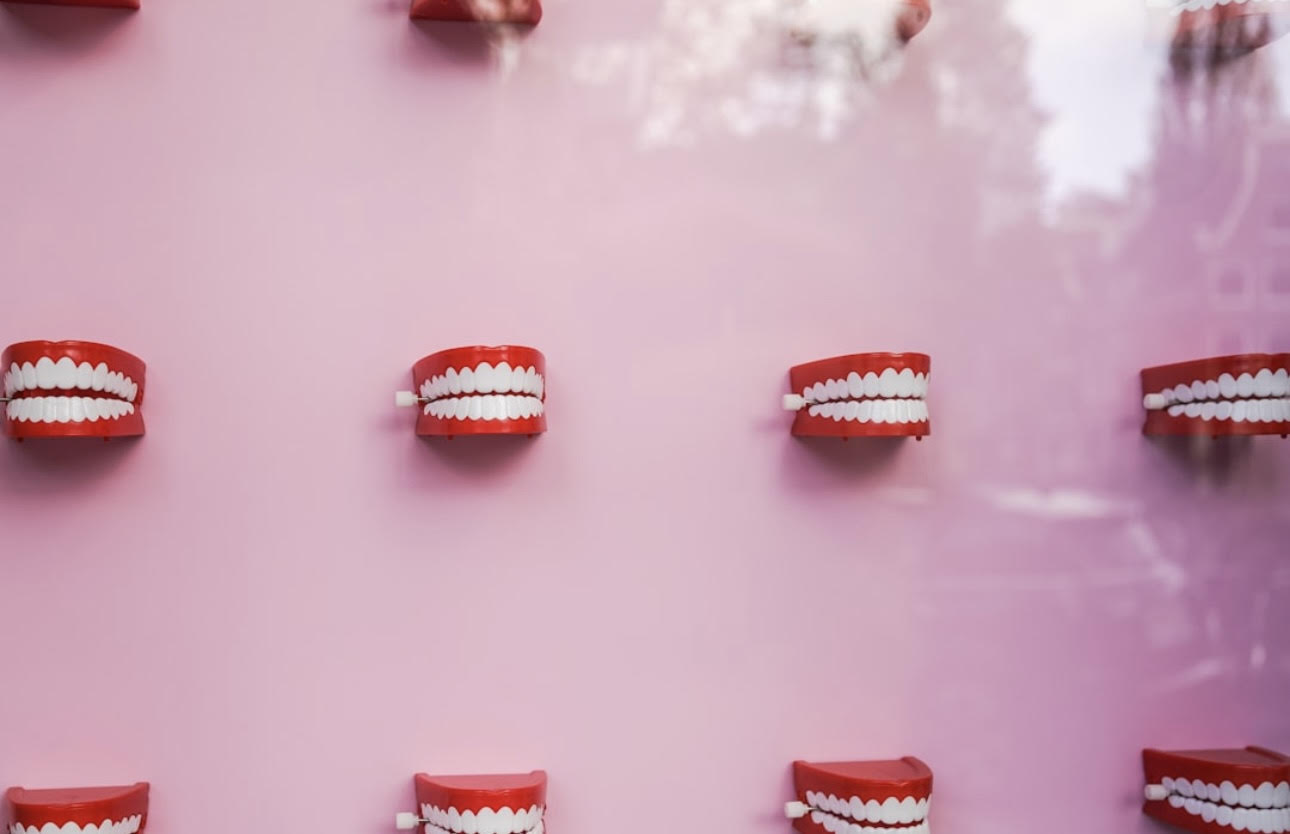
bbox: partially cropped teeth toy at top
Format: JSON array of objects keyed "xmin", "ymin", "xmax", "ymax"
[
  {"xmin": 5, "ymin": 783, "xmax": 149, "ymax": 834},
  {"xmin": 1140, "ymin": 354, "xmax": 1289, "ymax": 438},
  {"xmin": 409, "ymin": 0, "xmax": 541, "ymax": 25},
  {"xmin": 785, "ymin": 758, "xmax": 933, "ymax": 834},
  {"xmin": 2, "ymin": 341, "xmax": 146, "ymax": 440},
  {"xmin": 396, "ymin": 345, "xmax": 546, "ymax": 438},
  {"xmin": 395, "ymin": 771, "xmax": 547, "ymax": 834},
  {"xmin": 1142, "ymin": 746, "xmax": 1290, "ymax": 834},
  {"xmin": 783, "ymin": 353, "xmax": 930, "ymax": 439},
  {"xmin": 1155, "ymin": 0, "xmax": 1290, "ymax": 70}
]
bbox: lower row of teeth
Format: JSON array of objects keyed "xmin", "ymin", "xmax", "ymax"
[
  {"xmin": 424, "ymin": 395, "xmax": 545, "ymax": 421},
  {"xmin": 6, "ymin": 397, "xmax": 136, "ymax": 423},
  {"xmin": 9, "ymin": 816, "xmax": 142, "ymax": 834},
  {"xmin": 1165, "ymin": 795, "xmax": 1290, "ymax": 832},
  {"xmin": 810, "ymin": 811, "xmax": 930, "ymax": 834},
  {"xmin": 807, "ymin": 398, "xmax": 929, "ymax": 423},
  {"xmin": 1165, "ymin": 398, "xmax": 1290, "ymax": 422}
]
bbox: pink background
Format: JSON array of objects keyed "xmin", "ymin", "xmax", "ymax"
[{"xmin": 1, "ymin": 2, "xmax": 1288, "ymax": 834}]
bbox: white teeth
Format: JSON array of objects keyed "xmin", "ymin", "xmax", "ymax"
[
  {"xmin": 1210, "ymin": 784, "xmax": 1224, "ymax": 803},
  {"xmin": 1200, "ymin": 402, "xmax": 1217, "ymax": 420},
  {"xmin": 91, "ymin": 362, "xmax": 108, "ymax": 391},
  {"xmin": 1219, "ymin": 373, "xmax": 1238, "ymax": 398},
  {"xmin": 1170, "ymin": 794, "xmax": 1186, "ymax": 808},
  {"xmin": 896, "ymin": 368, "xmax": 916, "ymax": 397},
  {"xmin": 1179, "ymin": 780, "xmax": 1195, "ymax": 798},
  {"xmin": 21, "ymin": 362, "xmax": 37, "ymax": 389},
  {"xmin": 898, "ymin": 796, "xmax": 917, "ymax": 823},
  {"xmin": 848, "ymin": 796, "xmax": 865, "ymax": 820},
  {"xmin": 1237, "ymin": 373, "xmax": 1255, "ymax": 398},
  {"xmin": 880, "ymin": 797, "xmax": 901, "ymax": 824},
  {"xmin": 1187, "ymin": 798, "xmax": 1203, "ymax": 816},
  {"xmin": 1273, "ymin": 370, "xmax": 1289, "ymax": 397},
  {"xmin": 826, "ymin": 379, "xmax": 843, "ymax": 400},
  {"xmin": 864, "ymin": 799, "xmax": 882, "ymax": 823},
  {"xmin": 1243, "ymin": 785, "xmax": 1259, "ymax": 807},
  {"xmin": 493, "ymin": 808, "xmax": 513, "ymax": 834},
  {"xmin": 1174, "ymin": 383, "xmax": 1195, "ymax": 403},
  {"xmin": 1190, "ymin": 380, "xmax": 1207, "ymax": 400},
  {"xmin": 1275, "ymin": 783, "xmax": 1290, "ymax": 807},
  {"xmin": 36, "ymin": 357, "xmax": 56, "ymax": 389},
  {"xmin": 425, "ymin": 395, "xmax": 543, "ymax": 422},
  {"xmin": 1168, "ymin": 405, "xmax": 1185, "ymax": 417},
  {"xmin": 494, "ymin": 362, "xmax": 512, "ymax": 392},
  {"xmin": 1206, "ymin": 379, "xmax": 1221, "ymax": 399},
  {"xmin": 54, "ymin": 357, "xmax": 77, "ymax": 388},
  {"xmin": 811, "ymin": 382, "xmax": 827, "ymax": 402},
  {"xmin": 476, "ymin": 808, "xmax": 496, "ymax": 834},
  {"xmin": 1203, "ymin": 802, "xmax": 1218, "ymax": 823},
  {"xmin": 475, "ymin": 363, "xmax": 495, "ymax": 394},
  {"xmin": 510, "ymin": 365, "xmax": 528, "ymax": 393},
  {"xmin": 1219, "ymin": 806, "xmax": 1235, "ymax": 826},
  {"xmin": 460, "ymin": 810, "xmax": 477, "ymax": 834},
  {"xmin": 446, "ymin": 368, "xmax": 461, "ymax": 394},
  {"xmin": 1255, "ymin": 369, "xmax": 1274, "ymax": 397},
  {"xmin": 1184, "ymin": 403, "xmax": 1201, "ymax": 418},
  {"xmin": 459, "ymin": 367, "xmax": 476, "ymax": 394},
  {"xmin": 858, "ymin": 400, "xmax": 874, "ymax": 423},
  {"xmin": 847, "ymin": 372, "xmax": 864, "ymax": 398},
  {"xmin": 1233, "ymin": 401, "xmax": 1248, "ymax": 422},
  {"xmin": 878, "ymin": 368, "xmax": 899, "ymax": 398},
  {"xmin": 862, "ymin": 372, "xmax": 880, "ymax": 397}
]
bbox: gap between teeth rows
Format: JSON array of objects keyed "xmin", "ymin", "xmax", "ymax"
[
  {"xmin": 420, "ymin": 363, "xmax": 544, "ymax": 401},
  {"xmin": 809, "ymin": 810, "xmax": 931, "ymax": 834},
  {"xmin": 9, "ymin": 816, "xmax": 143, "ymax": 834},
  {"xmin": 418, "ymin": 804, "xmax": 544, "ymax": 834},
  {"xmin": 4, "ymin": 358, "xmax": 138, "ymax": 402}
]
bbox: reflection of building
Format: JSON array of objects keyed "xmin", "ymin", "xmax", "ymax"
[{"xmin": 1066, "ymin": 52, "xmax": 1290, "ymax": 353}]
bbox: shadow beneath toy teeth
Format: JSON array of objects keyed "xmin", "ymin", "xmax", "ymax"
[
  {"xmin": 412, "ymin": 432, "xmax": 540, "ymax": 476},
  {"xmin": 0, "ymin": 3, "xmax": 135, "ymax": 51},
  {"xmin": 779, "ymin": 434, "xmax": 910, "ymax": 487},
  {"xmin": 0, "ymin": 435, "xmax": 141, "ymax": 495},
  {"xmin": 1145, "ymin": 434, "xmax": 1265, "ymax": 483},
  {"xmin": 407, "ymin": 17, "xmax": 533, "ymax": 65}
]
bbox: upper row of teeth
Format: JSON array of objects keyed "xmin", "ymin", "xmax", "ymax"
[
  {"xmin": 7, "ymin": 397, "xmax": 137, "ymax": 423},
  {"xmin": 802, "ymin": 369, "xmax": 929, "ymax": 403},
  {"xmin": 810, "ymin": 811, "xmax": 930, "ymax": 834},
  {"xmin": 9, "ymin": 816, "xmax": 142, "ymax": 834},
  {"xmin": 1150, "ymin": 368, "xmax": 1289, "ymax": 405},
  {"xmin": 424, "ymin": 395, "xmax": 545, "ymax": 421},
  {"xmin": 419, "ymin": 804, "xmax": 544, "ymax": 834},
  {"xmin": 420, "ymin": 364, "xmax": 544, "ymax": 400},
  {"xmin": 4, "ymin": 358, "xmax": 138, "ymax": 402},
  {"xmin": 808, "ymin": 398, "xmax": 929, "ymax": 423},
  {"xmin": 805, "ymin": 792, "xmax": 930, "ymax": 824},
  {"xmin": 1160, "ymin": 778, "xmax": 1290, "ymax": 808}
]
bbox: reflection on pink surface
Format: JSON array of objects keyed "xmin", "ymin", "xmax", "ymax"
[{"xmin": 0, "ymin": 3, "xmax": 1287, "ymax": 834}]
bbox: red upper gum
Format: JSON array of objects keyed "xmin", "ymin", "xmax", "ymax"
[
  {"xmin": 5, "ymin": 783, "xmax": 149, "ymax": 830},
  {"xmin": 793, "ymin": 758, "xmax": 934, "ymax": 804},
  {"xmin": 413, "ymin": 771, "xmax": 547, "ymax": 815}
]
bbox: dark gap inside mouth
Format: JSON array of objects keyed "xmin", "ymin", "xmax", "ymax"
[{"xmin": 9, "ymin": 390, "xmax": 130, "ymax": 401}]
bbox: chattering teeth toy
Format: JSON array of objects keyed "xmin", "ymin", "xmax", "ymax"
[
  {"xmin": 784, "ymin": 758, "xmax": 933, "ymax": 834},
  {"xmin": 5, "ymin": 783, "xmax": 149, "ymax": 834},
  {"xmin": 1141, "ymin": 746, "xmax": 1290, "ymax": 834},
  {"xmin": 395, "ymin": 345, "xmax": 546, "ymax": 438},
  {"xmin": 1140, "ymin": 353, "xmax": 1289, "ymax": 437},
  {"xmin": 1160, "ymin": 0, "xmax": 1290, "ymax": 68},
  {"xmin": 409, "ymin": 0, "xmax": 541, "ymax": 25},
  {"xmin": 782, "ymin": 352, "xmax": 930, "ymax": 439},
  {"xmin": 3, "ymin": 341, "xmax": 146, "ymax": 439},
  {"xmin": 395, "ymin": 771, "xmax": 547, "ymax": 834}
]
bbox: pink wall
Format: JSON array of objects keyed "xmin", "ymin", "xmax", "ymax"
[{"xmin": 1, "ymin": 2, "xmax": 1288, "ymax": 834}]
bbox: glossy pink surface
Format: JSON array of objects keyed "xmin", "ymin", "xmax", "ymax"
[{"xmin": 0, "ymin": 3, "xmax": 1287, "ymax": 834}]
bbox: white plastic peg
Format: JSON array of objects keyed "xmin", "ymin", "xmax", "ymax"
[
  {"xmin": 1143, "ymin": 393, "xmax": 1169, "ymax": 411},
  {"xmin": 395, "ymin": 391, "xmax": 421, "ymax": 408},
  {"xmin": 395, "ymin": 812, "xmax": 421, "ymax": 830},
  {"xmin": 783, "ymin": 394, "xmax": 808, "ymax": 412},
  {"xmin": 1144, "ymin": 784, "xmax": 1169, "ymax": 801},
  {"xmin": 784, "ymin": 801, "xmax": 810, "ymax": 819}
]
